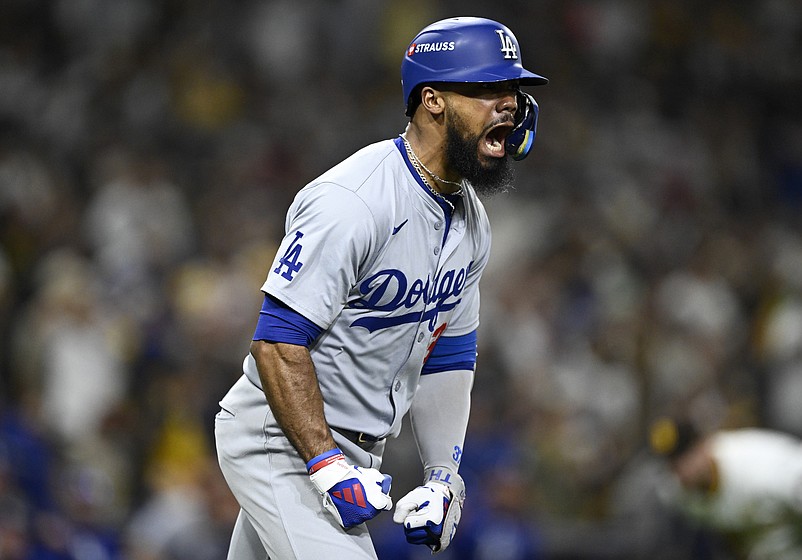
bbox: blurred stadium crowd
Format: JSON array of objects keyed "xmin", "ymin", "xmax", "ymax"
[{"xmin": 1, "ymin": 1, "xmax": 801, "ymax": 559}]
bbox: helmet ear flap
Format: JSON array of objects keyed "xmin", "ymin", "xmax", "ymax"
[
  {"xmin": 505, "ymin": 92, "xmax": 539, "ymax": 161},
  {"xmin": 405, "ymin": 85, "xmax": 424, "ymax": 117}
]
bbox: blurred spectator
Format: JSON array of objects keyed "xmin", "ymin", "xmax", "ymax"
[
  {"xmin": 9, "ymin": 248, "xmax": 133, "ymax": 448},
  {"xmin": 83, "ymin": 148, "xmax": 195, "ymax": 324}
]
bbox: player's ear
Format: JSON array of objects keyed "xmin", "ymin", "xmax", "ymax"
[{"xmin": 420, "ymin": 86, "xmax": 446, "ymax": 116}]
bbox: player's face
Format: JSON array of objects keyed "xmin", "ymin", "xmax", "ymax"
[{"xmin": 441, "ymin": 82, "xmax": 518, "ymax": 196}]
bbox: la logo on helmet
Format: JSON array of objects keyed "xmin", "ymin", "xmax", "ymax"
[{"xmin": 494, "ymin": 30, "xmax": 518, "ymax": 60}]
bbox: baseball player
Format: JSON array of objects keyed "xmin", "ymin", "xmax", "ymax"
[
  {"xmin": 651, "ymin": 419, "xmax": 802, "ymax": 558},
  {"xmin": 214, "ymin": 17, "xmax": 548, "ymax": 559}
]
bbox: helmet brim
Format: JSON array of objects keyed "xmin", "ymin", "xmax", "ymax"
[
  {"xmin": 413, "ymin": 66, "xmax": 548, "ymax": 87},
  {"xmin": 519, "ymin": 69, "xmax": 549, "ymax": 86}
]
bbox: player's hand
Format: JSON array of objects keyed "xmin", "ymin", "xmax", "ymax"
[
  {"xmin": 307, "ymin": 448, "xmax": 392, "ymax": 529},
  {"xmin": 393, "ymin": 470, "xmax": 465, "ymax": 553}
]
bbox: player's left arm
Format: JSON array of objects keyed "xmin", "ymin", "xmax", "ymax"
[
  {"xmin": 393, "ymin": 334, "xmax": 475, "ymax": 553},
  {"xmin": 394, "ymin": 203, "xmax": 490, "ymax": 551},
  {"xmin": 403, "ymin": 215, "xmax": 488, "ymax": 485},
  {"xmin": 412, "ymin": 331, "xmax": 477, "ymax": 476},
  {"xmin": 394, "ymin": 367, "xmax": 472, "ymax": 553}
]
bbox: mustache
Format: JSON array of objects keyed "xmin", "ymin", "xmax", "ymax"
[{"xmin": 483, "ymin": 115, "xmax": 515, "ymax": 134}]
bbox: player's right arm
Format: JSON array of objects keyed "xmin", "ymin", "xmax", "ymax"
[
  {"xmin": 250, "ymin": 338, "xmax": 334, "ymax": 463},
  {"xmin": 252, "ymin": 179, "xmax": 394, "ymax": 528},
  {"xmin": 250, "ymin": 305, "xmax": 393, "ymax": 528},
  {"xmin": 252, "ymin": 182, "xmax": 373, "ymax": 462},
  {"xmin": 250, "ymin": 337, "xmax": 392, "ymax": 528}
]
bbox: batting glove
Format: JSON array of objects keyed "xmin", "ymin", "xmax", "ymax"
[
  {"xmin": 307, "ymin": 448, "xmax": 392, "ymax": 529},
  {"xmin": 393, "ymin": 468, "xmax": 466, "ymax": 553}
]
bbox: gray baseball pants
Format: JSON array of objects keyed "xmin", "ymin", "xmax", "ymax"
[{"xmin": 214, "ymin": 374, "xmax": 387, "ymax": 560}]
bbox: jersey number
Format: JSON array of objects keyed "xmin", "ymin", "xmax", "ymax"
[
  {"xmin": 423, "ymin": 323, "xmax": 448, "ymax": 363},
  {"xmin": 273, "ymin": 231, "xmax": 304, "ymax": 281}
]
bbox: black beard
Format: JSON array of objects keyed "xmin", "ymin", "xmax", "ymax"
[{"xmin": 445, "ymin": 112, "xmax": 514, "ymax": 197}]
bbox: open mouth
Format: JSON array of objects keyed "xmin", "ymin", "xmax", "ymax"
[{"xmin": 482, "ymin": 122, "xmax": 514, "ymax": 158}]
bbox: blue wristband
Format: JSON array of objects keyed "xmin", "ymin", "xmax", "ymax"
[{"xmin": 306, "ymin": 447, "xmax": 343, "ymax": 473}]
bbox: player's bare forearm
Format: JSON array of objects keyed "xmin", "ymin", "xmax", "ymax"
[{"xmin": 249, "ymin": 340, "xmax": 337, "ymax": 463}]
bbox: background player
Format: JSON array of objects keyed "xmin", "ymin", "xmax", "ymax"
[
  {"xmin": 214, "ymin": 16, "xmax": 547, "ymax": 559},
  {"xmin": 650, "ymin": 418, "xmax": 802, "ymax": 559}
]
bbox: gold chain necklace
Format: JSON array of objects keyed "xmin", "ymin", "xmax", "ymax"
[{"xmin": 401, "ymin": 135, "xmax": 463, "ymax": 211}]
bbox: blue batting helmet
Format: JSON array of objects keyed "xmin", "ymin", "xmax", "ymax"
[{"xmin": 401, "ymin": 17, "xmax": 548, "ymax": 117}]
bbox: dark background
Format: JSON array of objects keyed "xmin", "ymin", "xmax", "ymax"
[{"xmin": 1, "ymin": 1, "xmax": 800, "ymax": 558}]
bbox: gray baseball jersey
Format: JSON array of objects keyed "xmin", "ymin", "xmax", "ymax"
[{"xmin": 242, "ymin": 137, "xmax": 491, "ymax": 439}]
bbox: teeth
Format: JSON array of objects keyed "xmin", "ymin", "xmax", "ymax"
[{"xmin": 486, "ymin": 138, "xmax": 502, "ymax": 153}]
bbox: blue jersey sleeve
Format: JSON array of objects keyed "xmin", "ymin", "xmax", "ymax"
[
  {"xmin": 252, "ymin": 294, "xmax": 323, "ymax": 347},
  {"xmin": 421, "ymin": 330, "xmax": 477, "ymax": 374}
]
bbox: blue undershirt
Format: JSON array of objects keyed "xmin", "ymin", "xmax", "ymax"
[
  {"xmin": 252, "ymin": 294, "xmax": 323, "ymax": 346},
  {"xmin": 421, "ymin": 330, "xmax": 478, "ymax": 374}
]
